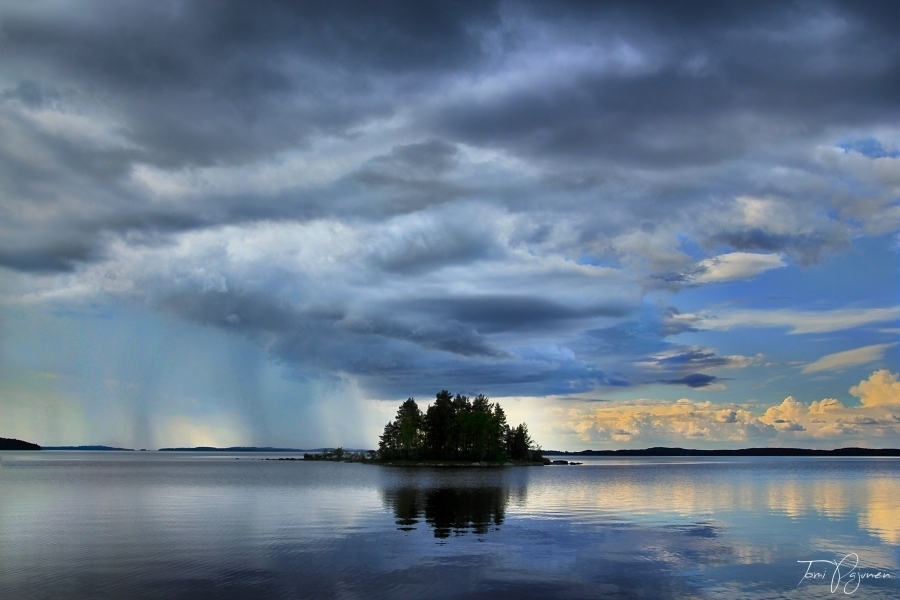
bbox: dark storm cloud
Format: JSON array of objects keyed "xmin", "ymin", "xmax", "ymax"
[
  {"xmin": 158, "ymin": 289, "xmax": 477, "ymax": 374},
  {"xmin": 0, "ymin": 0, "xmax": 501, "ymax": 270},
  {"xmin": 341, "ymin": 316, "xmax": 506, "ymax": 358},
  {"xmin": 350, "ymin": 141, "xmax": 469, "ymax": 215},
  {"xmin": 0, "ymin": 243, "xmax": 93, "ymax": 272},
  {"xmin": 708, "ymin": 228, "xmax": 850, "ymax": 265},
  {"xmin": 662, "ymin": 373, "xmax": 721, "ymax": 389},
  {"xmin": 578, "ymin": 319, "xmax": 750, "ymax": 386},
  {"xmin": 434, "ymin": 1, "xmax": 897, "ymax": 167},
  {"xmin": 153, "ymin": 288, "xmax": 618, "ymax": 397},
  {"xmin": 3, "ymin": 1, "xmax": 499, "ymax": 168},
  {"xmin": 158, "ymin": 289, "xmax": 341, "ymax": 337},
  {"xmin": 412, "ymin": 295, "xmax": 628, "ymax": 333},
  {"xmin": 373, "ymin": 231, "xmax": 494, "ymax": 275},
  {"xmin": 1, "ymin": 0, "xmax": 897, "ymax": 404},
  {"xmin": 158, "ymin": 288, "xmax": 503, "ymax": 359},
  {"xmin": 1, "ymin": 79, "xmax": 61, "ymax": 108},
  {"xmin": 649, "ymin": 348, "xmax": 748, "ymax": 371},
  {"xmin": 358, "ymin": 140, "xmax": 461, "ymax": 182},
  {"xmin": 1, "ymin": 0, "xmax": 896, "ymax": 270}
]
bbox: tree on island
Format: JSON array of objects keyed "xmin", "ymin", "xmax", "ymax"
[{"xmin": 378, "ymin": 391, "xmax": 542, "ymax": 462}]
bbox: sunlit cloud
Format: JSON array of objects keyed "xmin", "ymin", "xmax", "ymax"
[
  {"xmin": 547, "ymin": 370, "xmax": 900, "ymax": 449},
  {"xmin": 850, "ymin": 369, "xmax": 900, "ymax": 408},
  {"xmin": 688, "ymin": 252, "xmax": 786, "ymax": 283},
  {"xmin": 695, "ymin": 306, "xmax": 900, "ymax": 334},
  {"xmin": 801, "ymin": 343, "xmax": 897, "ymax": 374}
]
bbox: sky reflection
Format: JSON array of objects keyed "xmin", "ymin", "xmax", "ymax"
[{"xmin": 0, "ymin": 454, "xmax": 897, "ymax": 599}]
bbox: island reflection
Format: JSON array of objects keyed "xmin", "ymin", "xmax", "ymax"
[{"xmin": 383, "ymin": 486, "xmax": 511, "ymax": 538}]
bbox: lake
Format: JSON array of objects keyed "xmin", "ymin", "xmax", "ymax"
[{"xmin": 1, "ymin": 452, "xmax": 897, "ymax": 599}]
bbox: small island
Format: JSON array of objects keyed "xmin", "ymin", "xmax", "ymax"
[{"xmin": 376, "ymin": 391, "xmax": 545, "ymax": 465}]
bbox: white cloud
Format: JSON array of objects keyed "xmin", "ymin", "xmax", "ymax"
[
  {"xmin": 698, "ymin": 306, "xmax": 900, "ymax": 334},
  {"xmin": 760, "ymin": 396, "xmax": 807, "ymax": 431},
  {"xmin": 540, "ymin": 370, "xmax": 900, "ymax": 449},
  {"xmin": 556, "ymin": 397, "xmax": 776, "ymax": 446},
  {"xmin": 850, "ymin": 369, "xmax": 900, "ymax": 407},
  {"xmin": 801, "ymin": 343, "xmax": 897, "ymax": 374},
  {"xmin": 690, "ymin": 252, "xmax": 786, "ymax": 283}
]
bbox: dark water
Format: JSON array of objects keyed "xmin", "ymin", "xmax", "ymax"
[{"xmin": 1, "ymin": 452, "xmax": 898, "ymax": 599}]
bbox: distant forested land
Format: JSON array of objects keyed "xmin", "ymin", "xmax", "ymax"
[
  {"xmin": 378, "ymin": 391, "xmax": 542, "ymax": 462},
  {"xmin": 157, "ymin": 446, "xmax": 372, "ymax": 452},
  {"xmin": 0, "ymin": 437, "xmax": 41, "ymax": 450},
  {"xmin": 544, "ymin": 447, "xmax": 900, "ymax": 457},
  {"xmin": 159, "ymin": 446, "xmax": 305, "ymax": 452},
  {"xmin": 44, "ymin": 445, "xmax": 133, "ymax": 451}
]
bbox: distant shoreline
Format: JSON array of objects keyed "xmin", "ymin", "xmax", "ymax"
[
  {"xmin": 44, "ymin": 445, "xmax": 134, "ymax": 451},
  {"xmin": 544, "ymin": 447, "xmax": 900, "ymax": 457},
  {"xmin": 4, "ymin": 440, "xmax": 898, "ymax": 457},
  {"xmin": 378, "ymin": 460, "xmax": 546, "ymax": 467},
  {"xmin": 157, "ymin": 446, "xmax": 371, "ymax": 453}
]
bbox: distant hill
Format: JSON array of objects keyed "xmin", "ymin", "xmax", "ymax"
[
  {"xmin": 0, "ymin": 437, "xmax": 41, "ymax": 450},
  {"xmin": 543, "ymin": 447, "xmax": 900, "ymax": 457},
  {"xmin": 44, "ymin": 445, "xmax": 134, "ymax": 451},
  {"xmin": 157, "ymin": 446, "xmax": 373, "ymax": 452}
]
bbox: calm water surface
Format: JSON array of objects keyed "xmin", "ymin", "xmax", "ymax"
[{"xmin": 1, "ymin": 452, "xmax": 898, "ymax": 599}]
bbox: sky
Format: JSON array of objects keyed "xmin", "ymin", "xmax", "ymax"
[{"xmin": 0, "ymin": 0, "xmax": 897, "ymax": 451}]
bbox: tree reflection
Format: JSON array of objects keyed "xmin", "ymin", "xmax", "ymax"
[{"xmin": 383, "ymin": 487, "xmax": 510, "ymax": 538}]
